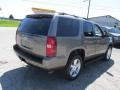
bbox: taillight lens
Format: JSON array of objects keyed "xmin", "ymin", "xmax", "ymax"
[{"xmin": 46, "ymin": 37, "xmax": 57, "ymax": 57}]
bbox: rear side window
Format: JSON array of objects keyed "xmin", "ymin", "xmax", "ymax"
[
  {"xmin": 83, "ymin": 21, "xmax": 94, "ymax": 37},
  {"xmin": 57, "ymin": 17, "xmax": 79, "ymax": 36},
  {"xmin": 18, "ymin": 17, "xmax": 52, "ymax": 35}
]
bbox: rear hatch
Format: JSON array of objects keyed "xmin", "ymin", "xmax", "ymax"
[{"xmin": 16, "ymin": 14, "xmax": 53, "ymax": 57}]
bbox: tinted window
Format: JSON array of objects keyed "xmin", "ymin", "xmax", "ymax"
[
  {"xmin": 109, "ymin": 29, "xmax": 115, "ymax": 33},
  {"xmin": 83, "ymin": 21, "xmax": 94, "ymax": 37},
  {"xmin": 18, "ymin": 17, "xmax": 52, "ymax": 35},
  {"xmin": 57, "ymin": 17, "xmax": 79, "ymax": 36},
  {"xmin": 109, "ymin": 29, "xmax": 120, "ymax": 34}
]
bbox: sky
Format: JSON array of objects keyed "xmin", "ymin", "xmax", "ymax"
[{"xmin": 0, "ymin": 0, "xmax": 120, "ymax": 20}]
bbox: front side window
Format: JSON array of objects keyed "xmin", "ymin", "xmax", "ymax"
[{"xmin": 57, "ymin": 17, "xmax": 79, "ymax": 36}]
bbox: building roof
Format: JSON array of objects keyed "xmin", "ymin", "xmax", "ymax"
[
  {"xmin": 89, "ymin": 15, "xmax": 120, "ymax": 28},
  {"xmin": 89, "ymin": 15, "xmax": 120, "ymax": 22}
]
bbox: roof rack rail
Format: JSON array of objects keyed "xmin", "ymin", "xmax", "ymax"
[{"xmin": 58, "ymin": 12, "xmax": 79, "ymax": 18}]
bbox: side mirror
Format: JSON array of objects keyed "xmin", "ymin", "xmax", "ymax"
[{"xmin": 103, "ymin": 31, "xmax": 109, "ymax": 37}]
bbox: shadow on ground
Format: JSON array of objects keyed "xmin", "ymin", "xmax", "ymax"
[{"xmin": 0, "ymin": 59, "xmax": 114, "ymax": 90}]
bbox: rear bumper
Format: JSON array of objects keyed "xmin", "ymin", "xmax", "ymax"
[{"xmin": 13, "ymin": 45, "xmax": 66, "ymax": 70}]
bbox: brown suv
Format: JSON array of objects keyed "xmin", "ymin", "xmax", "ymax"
[{"xmin": 13, "ymin": 13, "xmax": 112, "ymax": 80}]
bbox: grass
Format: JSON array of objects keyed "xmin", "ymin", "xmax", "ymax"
[{"xmin": 0, "ymin": 19, "xmax": 20, "ymax": 27}]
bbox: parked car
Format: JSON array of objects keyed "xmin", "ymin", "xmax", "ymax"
[
  {"xmin": 109, "ymin": 28, "xmax": 120, "ymax": 46},
  {"xmin": 102, "ymin": 27, "xmax": 120, "ymax": 46},
  {"xmin": 109, "ymin": 32, "xmax": 120, "ymax": 46},
  {"xmin": 13, "ymin": 13, "xmax": 112, "ymax": 80},
  {"xmin": 101, "ymin": 27, "xmax": 113, "ymax": 45}
]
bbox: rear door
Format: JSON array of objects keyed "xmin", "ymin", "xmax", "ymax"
[
  {"xmin": 83, "ymin": 21, "xmax": 96, "ymax": 60},
  {"xmin": 56, "ymin": 17, "xmax": 80, "ymax": 58},
  {"xmin": 16, "ymin": 15, "xmax": 53, "ymax": 56}
]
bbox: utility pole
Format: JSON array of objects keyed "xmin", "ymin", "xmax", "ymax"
[{"xmin": 86, "ymin": 0, "xmax": 91, "ymax": 19}]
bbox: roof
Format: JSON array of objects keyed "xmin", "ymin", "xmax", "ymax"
[
  {"xmin": 89, "ymin": 15, "xmax": 120, "ymax": 22},
  {"xmin": 26, "ymin": 13, "xmax": 85, "ymax": 21}
]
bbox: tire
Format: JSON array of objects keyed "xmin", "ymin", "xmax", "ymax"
[
  {"xmin": 104, "ymin": 46, "xmax": 112, "ymax": 61},
  {"xmin": 64, "ymin": 55, "xmax": 83, "ymax": 81}
]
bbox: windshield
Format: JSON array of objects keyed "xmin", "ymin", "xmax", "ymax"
[{"xmin": 108, "ymin": 29, "xmax": 120, "ymax": 34}]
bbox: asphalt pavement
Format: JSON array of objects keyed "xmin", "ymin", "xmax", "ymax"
[{"xmin": 0, "ymin": 27, "xmax": 120, "ymax": 90}]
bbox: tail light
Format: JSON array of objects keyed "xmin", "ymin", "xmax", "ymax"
[{"xmin": 46, "ymin": 37, "xmax": 57, "ymax": 57}]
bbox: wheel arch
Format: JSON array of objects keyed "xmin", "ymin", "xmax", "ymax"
[{"xmin": 67, "ymin": 49, "xmax": 85, "ymax": 63}]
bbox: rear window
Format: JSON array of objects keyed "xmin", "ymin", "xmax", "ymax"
[
  {"xmin": 18, "ymin": 17, "xmax": 52, "ymax": 35},
  {"xmin": 57, "ymin": 17, "xmax": 79, "ymax": 36}
]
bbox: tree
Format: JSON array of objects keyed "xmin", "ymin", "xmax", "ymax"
[{"xmin": 9, "ymin": 14, "xmax": 14, "ymax": 19}]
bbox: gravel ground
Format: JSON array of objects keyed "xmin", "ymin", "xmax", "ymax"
[{"xmin": 0, "ymin": 27, "xmax": 120, "ymax": 90}]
